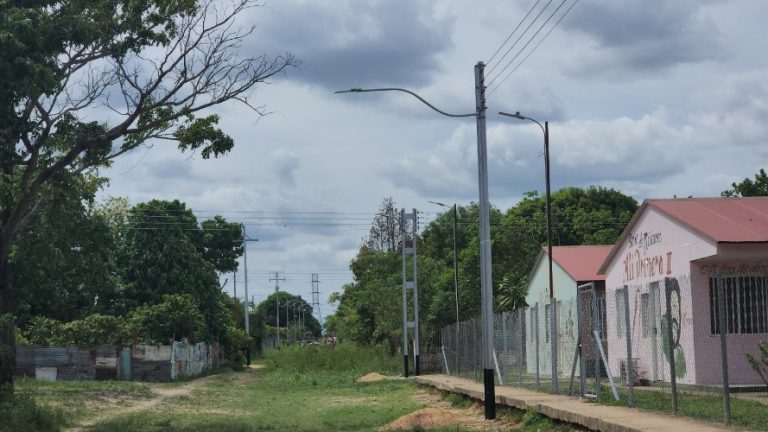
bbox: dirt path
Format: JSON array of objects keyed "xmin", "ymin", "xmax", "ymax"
[{"xmin": 65, "ymin": 375, "xmax": 219, "ymax": 432}]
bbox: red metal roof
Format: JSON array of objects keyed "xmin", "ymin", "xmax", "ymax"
[
  {"xmin": 648, "ymin": 198, "xmax": 768, "ymax": 242},
  {"xmin": 598, "ymin": 197, "xmax": 768, "ymax": 274},
  {"xmin": 546, "ymin": 245, "xmax": 613, "ymax": 282}
]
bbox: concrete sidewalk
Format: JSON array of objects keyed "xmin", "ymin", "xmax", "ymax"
[{"xmin": 414, "ymin": 374, "xmax": 732, "ymax": 432}]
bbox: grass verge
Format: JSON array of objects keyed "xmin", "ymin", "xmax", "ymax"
[{"xmin": 85, "ymin": 344, "xmax": 419, "ymax": 431}]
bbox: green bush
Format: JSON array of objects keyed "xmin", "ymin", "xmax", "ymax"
[
  {"xmin": 220, "ymin": 325, "xmax": 249, "ymax": 364},
  {"xmin": 60, "ymin": 314, "xmax": 130, "ymax": 347},
  {"xmin": 746, "ymin": 341, "xmax": 768, "ymax": 388},
  {"xmin": 22, "ymin": 316, "xmax": 64, "ymax": 346},
  {"xmin": 22, "ymin": 314, "xmax": 129, "ymax": 348},
  {"xmin": 0, "ymin": 392, "xmax": 64, "ymax": 432},
  {"xmin": 129, "ymin": 294, "xmax": 205, "ymax": 344}
]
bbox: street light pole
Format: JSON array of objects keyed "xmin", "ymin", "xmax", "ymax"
[
  {"xmin": 337, "ymin": 62, "xmax": 497, "ymax": 419},
  {"xmin": 498, "ymin": 111, "xmax": 557, "ymax": 392}
]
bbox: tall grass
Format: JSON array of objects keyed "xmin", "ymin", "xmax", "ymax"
[
  {"xmin": 262, "ymin": 342, "xmax": 400, "ymax": 374},
  {"xmin": 0, "ymin": 392, "xmax": 64, "ymax": 432}
]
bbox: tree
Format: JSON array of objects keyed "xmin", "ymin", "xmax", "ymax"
[
  {"xmin": 201, "ymin": 216, "xmax": 243, "ymax": 274},
  {"xmin": 363, "ymin": 197, "xmax": 403, "ymax": 252},
  {"xmin": 0, "ymin": 0, "xmax": 297, "ymax": 386},
  {"xmin": 10, "ymin": 172, "xmax": 118, "ymax": 326},
  {"xmin": 254, "ymin": 292, "xmax": 322, "ymax": 339},
  {"xmin": 722, "ymin": 168, "xmax": 768, "ymax": 197}
]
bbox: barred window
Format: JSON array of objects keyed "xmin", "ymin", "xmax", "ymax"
[
  {"xmin": 615, "ymin": 288, "xmax": 627, "ymax": 339},
  {"xmin": 710, "ymin": 276, "xmax": 768, "ymax": 335}
]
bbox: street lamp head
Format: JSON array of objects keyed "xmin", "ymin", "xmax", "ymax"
[
  {"xmin": 498, "ymin": 111, "xmax": 526, "ymax": 120},
  {"xmin": 334, "ymin": 88, "xmax": 364, "ymax": 94},
  {"xmin": 427, "ymin": 200, "xmax": 448, "ymax": 208}
]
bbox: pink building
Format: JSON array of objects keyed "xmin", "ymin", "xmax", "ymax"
[{"xmin": 598, "ymin": 197, "xmax": 768, "ymax": 386}]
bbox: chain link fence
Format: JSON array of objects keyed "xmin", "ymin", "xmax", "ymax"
[{"xmin": 437, "ymin": 265, "xmax": 768, "ymax": 429}]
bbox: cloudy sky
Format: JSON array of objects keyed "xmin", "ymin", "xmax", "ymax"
[{"xmin": 98, "ymin": 0, "xmax": 768, "ymax": 321}]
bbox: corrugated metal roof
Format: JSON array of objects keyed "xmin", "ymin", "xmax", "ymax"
[
  {"xmin": 649, "ymin": 197, "xmax": 768, "ymax": 242},
  {"xmin": 545, "ymin": 245, "xmax": 613, "ymax": 282},
  {"xmin": 598, "ymin": 197, "xmax": 768, "ymax": 274}
]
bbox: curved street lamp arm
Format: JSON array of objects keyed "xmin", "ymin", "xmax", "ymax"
[
  {"xmin": 498, "ymin": 111, "xmax": 545, "ymax": 134},
  {"xmin": 336, "ymin": 88, "xmax": 477, "ymax": 118}
]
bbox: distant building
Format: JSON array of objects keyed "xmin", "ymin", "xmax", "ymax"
[
  {"xmin": 598, "ymin": 197, "xmax": 768, "ymax": 386},
  {"xmin": 525, "ymin": 245, "xmax": 612, "ymax": 378}
]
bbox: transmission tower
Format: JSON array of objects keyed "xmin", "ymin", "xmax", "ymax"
[{"xmin": 311, "ymin": 273, "xmax": 322, "ymax": 329}]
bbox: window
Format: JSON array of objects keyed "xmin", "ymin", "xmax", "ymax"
[
  {"xmin": 615, "ymin": 288, "xmax": 626, "ymax": 339},
  {"xmin": 641, "ymin": 293, "xmax": 650, "ymax": 339},
  {"xmin": 710, "ymin": 276, "xmax": 768, "ymax": 335},
  {"xmin": 544, "ymin": 303, "xmax": 551, "ymax": 343}
]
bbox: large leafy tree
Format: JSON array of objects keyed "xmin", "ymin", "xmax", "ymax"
[
  {"xmin": 722, "ymin": 168, "xmax": 768, "ymax": 197},
  {"xmin": 0, "ymin": 0, "xmax": 297, "ymax": 386},
  {"xmin": 10, "ymin": 172, "xmax": 118, "ymax": 326},
  {"xmin": 254, "ymin": 291, "xmax": 322, "ymax": 338}
]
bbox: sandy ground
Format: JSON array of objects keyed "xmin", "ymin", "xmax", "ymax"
[
  {"xmin": 65, "ymin": 374, "xmax": 220, "ymax": 432},
  {"xmin": 382, "ymin": 387, "xmax": 520, "ymax": 431}
]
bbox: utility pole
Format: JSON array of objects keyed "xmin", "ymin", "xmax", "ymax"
[
  {"xmin": 334, "ymin": 62, "xmax": 495, "ymax": 418},
  {"xmin": 270, "ymin": 272, "xmax": 286, "ymax": 347},
  {"xmin": 233, "ymin": 274, "xmax": 238, "ymax": 324},
  {"xmin": 311, "ymin": 273, "xmax": 322, "ymax": 332},
  {"xmin": 240, "ymin": 224, "xmax": 259, "ymax": 335},
  {"xmin": 474, "ymin": 62, "xmax": 495, "ymax": 420},
  {"xmin": 401, "ymin": 208, "xmax": 420, "ymax": 377}
]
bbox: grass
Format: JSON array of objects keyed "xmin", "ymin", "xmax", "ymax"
[
  {"xmin": 502, "ymin": 372, "xmax": 768, "ymax": 430},
  {"xmin": 85, "ymin": 344, "xmax": 421, "ymax": 431},
  {"xmin": 17, "ymin": 344, "xmax": 584, "ymax": 431},
  {"xmin": 16, "ymin": 377, "xmax": 155, "ymax": 425},
  {"xmin": 595, "ymin": 386, "xmax": 768, "ymax": 431},
  {"xmin": 0, "ymin": 391, "xmax": 64, "ymax": 432}
]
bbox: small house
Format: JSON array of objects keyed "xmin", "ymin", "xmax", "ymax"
[
  {"xmin": 525, "ymin": 245, "xmax": 612, "ymax": 378},
  {"xmin": 598, "ymin": 197, "xmax": 768, "ymax": 386}
]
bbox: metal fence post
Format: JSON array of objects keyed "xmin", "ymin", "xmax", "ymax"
[
  {"xmin": 552, "ymin": 296, "xmax": 558, "ymax": 394},
  {"xmin": 664, "ymin": 277, "xmax": 678, "ymax": 414},
  {"xmin": 535, "ymin": 303, "xmax": 540, "ymax": 388},
  {"xmin": 518, "ymin": 308, "xmax": 524, "ymax": 386},
  {"xmin": 716, "ymin": 269, "xmax": 731, "ymax": 426},
  {"xmin": 622, "ymin": 286, "xmax": 635, "ymax": 407},
  {"xmin": 576, "ymin": 289, "xmax": 586, "ymax": 397},
  {"xmin": 590, "ymin": 284, "xmax": 601, "ymax": 400}
]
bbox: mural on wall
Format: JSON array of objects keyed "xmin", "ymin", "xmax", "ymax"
[
  {"xmin": 622, "ymin": 231, "xmax": 673, "ymax": 284},
  {"xmin": 661, "ymin": 276, "xmax": 687, "ymax": 378}
]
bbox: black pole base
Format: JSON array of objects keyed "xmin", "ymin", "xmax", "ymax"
[
  {"xmin": 403, "ymin": 354, "xmax": 409, "ymax": 378},
  {"xmin": 484, "ymin": 368, "xmax": 496, "ymax": 420},
  {"xmin": 415, "ymin": 355, "xmax": 420, "ymax": 376}
]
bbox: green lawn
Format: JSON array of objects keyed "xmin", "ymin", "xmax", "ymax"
[{"xmin": 16, "ymin": 344, "xmax": 585, "ymax": 431}]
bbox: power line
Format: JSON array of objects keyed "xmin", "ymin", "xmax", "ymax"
[
  {"xmin": 486, "ymin": 0, "xmax": 555, "ymax": 78},
  {"xmin": 487, "ymin": 0, "xmax": 579, "ymax": 98},
  {"xmin": 486, "ymin": 0, "xmax": 569, "ymax": 90},
  {"xmin": 486, "ymin": 0, "xmax": 543, "ymax": 68}
]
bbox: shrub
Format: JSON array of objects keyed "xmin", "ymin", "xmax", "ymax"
[
  {"xmin": 22, "ymin": 317, "xmax": 64, "ymax": 346},
  {"xmin": 0, "ymin": 392, "xmax": 64, "ymax": 432},
  {"xmin": 747, "ymin": 341, "xmax": 768, "ymax": 388},
  {"xmin": 60, "ymin": 314, "xmax": 130, "ymax": 347},
  {"xmin": 129, "ymin": 294, "xmax": 205, "ymax": 344}
]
